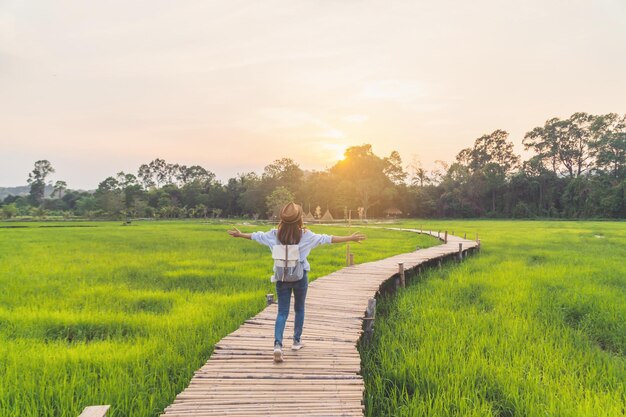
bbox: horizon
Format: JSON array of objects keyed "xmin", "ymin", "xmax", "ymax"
[{"xmin": 2, "ymin": 0, "xmax": 626, "ymax": 189}]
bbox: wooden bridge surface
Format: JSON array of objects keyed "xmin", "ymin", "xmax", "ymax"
[{"xmin": 160, "ymin": 229, "xmax": 478, "ymax": 417}]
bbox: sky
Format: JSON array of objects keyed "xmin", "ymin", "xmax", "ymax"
[{"xmin": 1, "ymin": 0, "xmax": 625, "ymax": 189}]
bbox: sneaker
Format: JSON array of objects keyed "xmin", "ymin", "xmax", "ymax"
[
  {"xmin": 291, "ymin": 340, "xmax": 304, "ymax": 351},
  {"xmin": 273, "ymin": 344, "xmax": 283, "ymax": 363}
]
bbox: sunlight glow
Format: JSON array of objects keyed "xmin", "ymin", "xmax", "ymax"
[{"xmin": 322, "ymin": 143, "xmax": 348, "ymax": 162}]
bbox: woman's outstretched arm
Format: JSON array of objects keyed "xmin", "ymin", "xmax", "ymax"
[
  {"xmin": 331, "ymin": 232, "xmax": 366, "ymax": 244},
  {"xmin": 228, "ymin": 227, "xmax": 252, "ymax": 240}
]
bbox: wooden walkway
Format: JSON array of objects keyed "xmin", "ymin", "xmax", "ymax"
[{"xmin": 160, "ymin": 229, "xmax": 478, "ymax": 417}]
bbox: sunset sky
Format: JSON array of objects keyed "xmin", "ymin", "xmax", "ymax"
[{"xmin": 1, "ymin": 0, "xmax": 625, "ymax": 189}]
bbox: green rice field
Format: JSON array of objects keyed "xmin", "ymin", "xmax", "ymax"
[
  {"xmin": 0, "ymin": 221, "xmax": 436, "ymax": 417},
  {"xmin": 361, "ymin": 220, "xmax": 626, "ymax": 417}
]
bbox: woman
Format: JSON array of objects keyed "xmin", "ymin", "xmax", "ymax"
[{"xmin": 228, "ymin": 202, "xmax": 366, "ymax": 362}]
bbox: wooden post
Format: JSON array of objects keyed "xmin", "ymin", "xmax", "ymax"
[
  {"xmin": 348, "ymin": 210, "xmax": 352, "ymax": 228},
  {"xmin": 78, "ymin": 406, "xmax": 110, "ymax": 417},
  {"xmin": 464, "ymin": 232, "xmax": 467, "ymax": 239},
  {"xmin": 266, "ymin": 294, "xmax": 274, "ymax": 306},
  {"xmin": 444, "ymin": 231, "xmax": 448, "ymax": 243},
  {"xmin": 451, "ymin": 230, "xmax": 454, "ymax": 236},
  {"xmin": 346, "ymin": 243, "xmax": 350, "ymax": 266},
  {"xmin": 398, "ymin": 262, "xmax": 405, "ymax": 288},
  {"xmin": 364, "ymin": 298, "xmax": 376, "ymax": 343},
  {"xmin": 458, "ymin": 243, "xmax": 463, "ymax": 261},
  {"xmin": 437, "ymin": 230, "xmax": 440, "ymax": 239},
  {"xmin": 420, "ymin": 225, "xmax": 423, "ymax": 233},
  {"xmin": 476, "ymin": 232, "xmax": 479, "ymax": 243},
  {"xmin": 349, "ymin": 253, "xmax": 354, "ymax": 266},
  {"xmin": 477, "ymin": 239, "xmax": 481, "ymax": 251}
]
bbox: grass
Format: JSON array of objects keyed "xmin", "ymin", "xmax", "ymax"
[
  {"xmin": 360, "ymin": 220, "xmax": 626, "ymax": 417},
  {"xmin": 0, "ymin": 220, "xmax": 437, "ymax": 417}
]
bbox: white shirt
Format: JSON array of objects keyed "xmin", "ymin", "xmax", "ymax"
[{"xmin": 251, "ymin": 229, "xmax": 332, "ymax": 279}]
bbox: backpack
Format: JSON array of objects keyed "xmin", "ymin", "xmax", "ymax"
[{"xmin": 271, "ymin": 244, "xmax": 304, "ymax": 282}]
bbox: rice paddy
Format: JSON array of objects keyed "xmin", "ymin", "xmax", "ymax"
[
  {"xmin": 2, "ymin": 220, "xmax": 624, "ymax": 417},
  {"xmin": 0, "ymin": 220, "xmax": 436, "ymax": 417},
  {"xmin": 361, "ymin": 220, "xmax": 626, "ymax": 417}
]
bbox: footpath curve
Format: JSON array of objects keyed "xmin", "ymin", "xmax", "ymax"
[{"xmin": 160, "ymin": 229, "xmax": 479, "ymax": 417}]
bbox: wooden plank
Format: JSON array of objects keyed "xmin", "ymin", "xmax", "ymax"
[{"xmin": 78, "ymin": 405, "xmax": 110, "ymax": 417}]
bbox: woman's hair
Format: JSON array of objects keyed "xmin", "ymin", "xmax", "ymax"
[{"xmin": 277, "ymin": 217, "xmax": 303, "ymax": 245}]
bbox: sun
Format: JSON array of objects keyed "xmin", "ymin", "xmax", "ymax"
[
  {"xmin": 330, "ymin": 144, "xmax": 347, "ymax": 161},
  {"xmin": 320, "ymin": 142, "xmax": 348, "ymax": 163}
]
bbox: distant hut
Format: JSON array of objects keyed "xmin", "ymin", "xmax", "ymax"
[
  {"xmin": 384, "ymin": 207, "xmax": 402, "ymax": 218},
  {"xmin": 303, "ymin": 211, "xmax": 315, "ymax": 222},
  {"xmin": 321, "ymin": 209, "xmax": 334, "ymax": 221}
]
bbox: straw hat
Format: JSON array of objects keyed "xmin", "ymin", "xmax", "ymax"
[{"xmin": 279, "ymin": 202, "xmax": 303, "ymax": 224}]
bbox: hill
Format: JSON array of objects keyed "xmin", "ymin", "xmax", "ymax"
[{"xmin": 0, "ymin": 185, "xmax": 53, "ymax": 200}]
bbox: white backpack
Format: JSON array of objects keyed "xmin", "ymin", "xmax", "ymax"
[{"xmin": 271, "ymin": 244, "xmax": 304, "ymax": 282}]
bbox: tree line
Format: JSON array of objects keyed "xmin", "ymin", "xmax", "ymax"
[{"xmin": 2, "ymin": 112, "xmax": 624, "ymax": 220}]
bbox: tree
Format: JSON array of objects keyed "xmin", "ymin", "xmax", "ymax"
[
  {"xmin": 138, "ymin": 163, "xmax": 156, "ymax": 189},
  {"xmin": 114, "ymin": 172, "xmax": 144, "ymax": 212},
  {"xmin": 330, "ymin": 145, "xmax": 393, "ymax": 218},
  {"xmin": 429, "ymin": 160, "xmax": 449, "ymax": 185},
  {"xmin": 137, "ymin": 158, "xmax": 168, "ymax": 188},
  {"xmin": 383, "ymin": 151, "xmax": 407, "ymax": 185},
  {"xmin": 466, "ymin": 130, "xmax": 520, "ymax": 174},
  {"xmin": 567, "ymin": 112, "xmax": 597, "ymax": 177},
  {"xmin": 179, "ymin": 165, "xmax": 215, "ymax": 186},
  {"xmin": 455, "ymin": 130, "xmax": 520, "ymax": 213},
  {"xmin": 262, "ymin": 158, "xmax": 304, "ymax": 202},
  {"xmin": 303, "ymin": 171, "xmax": 339, "ymax": 215},
  {"xmin": 211, "ymin": 208, "xmax": 223, "ymax": 218},
  {"xmin": 439, "ymin": 162, "xmax": 476, "ymax": 217},
  {"xmin": 265, "ymin": 186, "xmax": 295, "ymax": 219},
  {"xmin": 2, "ymin": 203, "xmax": 18, "ymax": 219},
  {"xmin": 524, "ymin": 113, "xmax": 596, "ymax": 178},
  {"xmin": 27, "ymin": 160, "xmax": 55, "ymax": 205},
  {"xmin": 30, "ymin": 206, "xmax": 49, "ymax": 219},
  {"xmin": 75, "ymin": 196, "xmax": 97, "ymax": 216},
  {"xmin": 519, "ymin": 156, "xmax": 560, "ymax": 215},
  {"xmin": 591, "ymin": 113, "xmax": 626, "ymax": 179},
  {"xmin": 407, "ymin": 157, "xmax": 430, "ymax": 187},
  {"xmin": 194, "ymin": 203, "xmax": 208, "ymax": 218},
  {"xmin": 151, "ymin": 158, "xmax": 169, "ymax": 187},
  {"xmin": 237, "ymin": 172, "xmax": 265, "ymax": 217},
  {"xmin": 51, "ymin": 180, "xmax": 67, "ymax": 199},
  {"xmin": 95, "ymin": 177, "xmax": 123, "ymax": 217},
  {"xmin": 263, "ymin": 158, "xmax": 303, "ymax": 185}
]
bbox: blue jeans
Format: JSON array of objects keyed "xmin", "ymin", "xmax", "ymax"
[{"xmin": 274, "ymin": 270, "xmax": 308, "ymax": 347}]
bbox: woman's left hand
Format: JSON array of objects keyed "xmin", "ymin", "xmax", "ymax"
[{"xmin": 351, "ymin": 232, "xmax": 366, "ymax": 243}]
